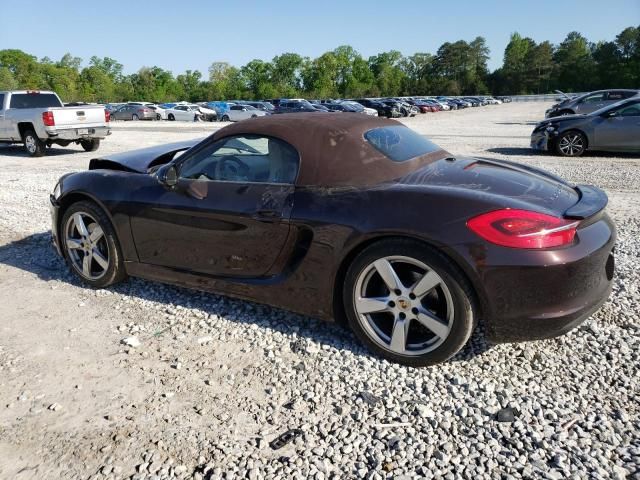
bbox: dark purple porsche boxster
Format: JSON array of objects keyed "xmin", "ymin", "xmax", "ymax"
[{"xmin": 50, "ymin": 113, "xmax": 615, "ymax": 366}]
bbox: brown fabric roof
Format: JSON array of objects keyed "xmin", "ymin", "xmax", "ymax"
[{"xmin": 212, "ymin": 113, "xmax": 448, "ymax": 186}]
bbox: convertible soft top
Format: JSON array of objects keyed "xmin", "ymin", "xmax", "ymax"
[{"xmin": 213, "ymin": 113, "xmax": 448, "ymax": 186}]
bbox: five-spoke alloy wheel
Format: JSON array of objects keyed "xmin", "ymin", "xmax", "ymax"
[
  {"xmin": 344, "ymin": 239, "xmax": 477, "ymax": 366},
  {"xmin": 61, "ymin": 201, "xmax": 126, "ymax": 288}
]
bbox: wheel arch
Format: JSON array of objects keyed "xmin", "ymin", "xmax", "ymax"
[
  {"xmin": 331, "ymin": 234, "xmax": 486, "ymax": 328},
  {"xmin": 17, "ymin": 122, "xmax": 36, "ymax": 139}
]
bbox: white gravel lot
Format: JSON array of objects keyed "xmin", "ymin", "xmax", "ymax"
[{"xmin": 0, "ymin": 103, "xmax": 638, "ymax": 480}]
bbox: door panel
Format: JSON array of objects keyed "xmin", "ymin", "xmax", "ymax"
[
  {"xmin": 594, "ymin": 117, "xmax": 640, "ymax": 149},
  {"xmin": 129, "ymin": 177, "xmax": 293, "ymax": 277}
]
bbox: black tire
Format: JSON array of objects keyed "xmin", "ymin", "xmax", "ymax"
[
  {"xmin": 168, "ymin": 114, "xmax": 175, "ymax": 121},
  {"xmin": 22, "ymin": 129, "xmax": 46, "ymax": 157},
  {"xmin": 343, "ymin": 238, "xmax": 477, "ymax": 367},
  {"xmin": 156, "ymin": 113, "xmax": 162, "ymax": 120},
  {"xmin": 222, "ymin": 115, "xmax": 230, "ymax": 122},
  {"xmin": 555, "ymin": 130, "xmax": 587, "ymax": 157},
  {"xmin": 80, "ymin": 138, "xmax": 100, "ymax": 152},
  {"xmin": 60, "ymin": 200, "xmax": 127, "ymax": 288}
]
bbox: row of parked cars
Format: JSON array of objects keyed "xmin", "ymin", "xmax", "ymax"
[
  {"xmin": 531, "ymin": 88, "xmax": 640, "ymax": 156},
  {"xmin": 105, "ymin": 95, "xmax": 509, "ymax": 123}
]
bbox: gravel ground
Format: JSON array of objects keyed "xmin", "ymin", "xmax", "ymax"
[{"xmin": 0, "ymin": 103, "xmax": 638, "ymax": 480}]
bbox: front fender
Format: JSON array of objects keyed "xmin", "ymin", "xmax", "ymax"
[{"xmin": 55, "ymin": 170, "xmax": 139, "ymax": 262}]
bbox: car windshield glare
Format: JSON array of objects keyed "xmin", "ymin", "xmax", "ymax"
[{"xmin": 364, "ymin": 126, "xmax": 442, "ymax": 162}]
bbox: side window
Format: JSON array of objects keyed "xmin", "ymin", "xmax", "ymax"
[
  {"xmin": 617, "ymin": 102, "xmax": 640, "ymax": 117},
  {"xmin": 606, "ymin": 91, "xmax": 626, "ymax": 101},
  {"xmin": 178, "ymin": 135, "xmax": 299, "ymax": 184},
  {"xmin": 0, "ymin": 93, "xmax": 4, "ymax": 109},
  {"xmin": 230, "ymin": 105, "xmax": 240, "ymax": 111},
  {"xmin": 581, "ymin": 93, "xmax": 605, "ymax": 104}
]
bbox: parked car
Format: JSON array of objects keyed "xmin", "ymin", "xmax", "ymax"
[
  {"xmin": 165, "ymin": 104, "xmax": 203, "ymax": 122},
  {"xmin": 310, "ymin": 103, "xmax": 331, "ymax": 112},
  {"xmin": 407, "ymin": 100, "xmax": 436, "ymax": 113},
  {"xmin": 111, "ymin": 104, "xmax": 157, "ymax": 121},
  {"xmin": 354, "ymin": 99, "xmax": 401, "ymax": 118},
  {"xmin": 0, "ymin": 90, "xmax": 110, "ymax": 156},
  {"xmin": 146, "ymin": 105, "xmax": 167, "ymax": 120},
  {"xmin": 50, "ymin": 113, "xmax": 616, "ymax": 366},
  {"xmin": 195, "ymin": 105, "xmax": 217, "ymax": 122},
  {"xmin": 244, "ymin": 101, "xmax": 275, "ymax": 112},
  {"xmin": 338, "ymin": 101, "xmax": 378, "ymax": 116},
  {"xmin": 545, "ymin": 89, "xmax": 639, "ymax": 118},
  {"xmin": 497, "ymin": 96, "xmax": 512, "ymax": 103},
  {"xmin": 531, "ymin": 95, "xmax": 640, "ymax": 156},
  {"xmin": 274, "ymin": 100, "xmax": 323, "ymax": 114},
  {"xmin": 221, "ymin": 104, "xmax": 269, "ymax": 122}
]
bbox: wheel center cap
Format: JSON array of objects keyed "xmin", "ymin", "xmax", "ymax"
[{"xmin": 397, "ymin": 298, "xmax": 410, "ymax": 310}]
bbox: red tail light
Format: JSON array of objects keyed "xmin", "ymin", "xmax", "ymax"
[
  {"xmin": 467, "ymin": 209, "xmax": 579, "ymax": 249},
  {"xmin": 42, "ymin": 111, "xmax": 55, "ymax": 127},
  {"xmin": 105, "ymin": 109, "xmax": 110, "ymax": 122}
]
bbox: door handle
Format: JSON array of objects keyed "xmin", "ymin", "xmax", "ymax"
[{"xmin": 253, "ymin": 209, "xmax": 280, "ymax": 221}]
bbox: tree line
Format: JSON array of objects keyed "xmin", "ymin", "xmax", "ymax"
[{"xmin": 0, "ymin": 26, "xmax": 637, "ymax": 103}]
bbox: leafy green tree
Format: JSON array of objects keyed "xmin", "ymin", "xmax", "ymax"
[
  {"xmin": 369, "ymin": 51, "xmax": 406, "ymax": 96},
  {"xmin": 271, "ymin": 53, "xmax": 304, "ymax": 97},
  {"xmin": 553, "ymin": 31, "xmax": 596, "ymax": 91},
  {"xmin": 242, "ymin": 59, "xmax": 276, "ymax": 99},
  {"xmin": 0, "ymin": 67, "xmax": 18, "ymax": 90}
]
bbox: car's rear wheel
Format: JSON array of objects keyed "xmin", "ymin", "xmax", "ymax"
[
  {"xmin": 222, "ymin": 115, "xmax": 230, "ymax": 122},
  {"xmin": 168, "ymin": 113, "xmax": 175, "ymax": 121},
  {"xmin": 556, "ymin": 131, "xmax": 587, "ymax": 157},
  {"xmin": 344, "ymin": 239, "xmax": 477, "ymax": 367},
  {"xmin": 61, "ymin": 201, "xmax": 127, "ymax": 288},
  {"xmin": 156, "ymin": 113, "xmax": 162, "ymax": 120},
  {"xmin": 23, "ymin": 129, "xmax": 46, "ymax": 157},
  {"xmin": 80, "ymin": 139, "xmax": 100, "ymax": 152},
  {"xmin": 132, "ymin": 114, "xmax": 139, "ymax": 121}
]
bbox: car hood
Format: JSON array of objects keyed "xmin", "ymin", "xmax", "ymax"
[
  {"xmin": 537, "ymin": 113, "xmax": 588, "ymax": 126},
  {"xmin": 89, "ymin": 139, "xmax": 203, "ymax": 173},
  {"xmin": 398, "ymin": 156, "xmax": 582, "ymax": 217}
]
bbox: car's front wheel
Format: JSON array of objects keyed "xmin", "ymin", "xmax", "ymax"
[
  {"xmin": 556, "ymin": 130, "xmax": 587, "ymax": 157},
  {"xmin": 344, "ymin": 239, "xmax": 477, "ymax": 367},
  {"xmin": 61, "ymin": 201, "xmax": 127, "ymax": 288}
]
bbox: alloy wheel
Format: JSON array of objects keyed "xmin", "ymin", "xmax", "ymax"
[
  {"xmin": 64, "ymin": 212, "xmax": 110, "ymax": 280},
  {"xmin": 354, "ymin": 256, "xmax": 454, "ymax": 356},
  {"xmin": 25, "ymin": 135, "xmax": 37, "ymax": 154},
  {"xmin": 558, "ymin": 134, "xmax": 584, "ymax": 156}
]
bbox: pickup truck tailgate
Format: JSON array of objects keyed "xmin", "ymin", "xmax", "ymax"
[{"xmin": 49, "ymin": 106, "xmax": 106, "ymax": 128}]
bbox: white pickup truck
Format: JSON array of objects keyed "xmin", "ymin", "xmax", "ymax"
[{"xmin": 0, "ymin": 90, "xmax": 111, "ymax": 156}]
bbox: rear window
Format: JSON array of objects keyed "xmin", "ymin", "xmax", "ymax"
[
  {"xmin": 364, "ymin": 126, "xmax": 442, "ymax": 162},
  {"xmin": 9, "ymin": 93, "xmax": 62, "ymax": 109}
]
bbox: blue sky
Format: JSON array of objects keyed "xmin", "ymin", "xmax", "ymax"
[{"xmin": 2, "ymin": 0, "xmax": 638, "ymax": 75}]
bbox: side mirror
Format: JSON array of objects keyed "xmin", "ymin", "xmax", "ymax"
[{"xmin": 156, "ymin": 163, "xmax": 178, "ymax": 188}]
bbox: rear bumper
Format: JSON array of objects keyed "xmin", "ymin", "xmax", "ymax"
[
  {"xmin": 459, "ymin": 214, "xmax": 616, "ymax": 343},
  {"xmin": 46, "ymin": 126, "xmax": 111, "ymax": 140}
]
